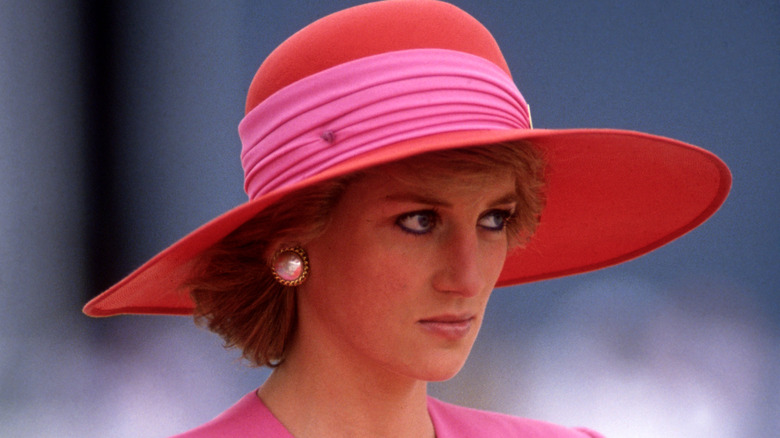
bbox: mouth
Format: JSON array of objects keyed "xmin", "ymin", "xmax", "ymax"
[{"xmin": 417, "ymin": 314, "xmax": 475, "ymax": 340}]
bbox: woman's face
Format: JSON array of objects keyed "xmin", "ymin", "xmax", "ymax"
[{"xmin": 297, "ymin": 163, "xmax": 518, "ymax": 383}]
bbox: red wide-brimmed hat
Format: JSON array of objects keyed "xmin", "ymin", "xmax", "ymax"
[{"xmin": 84, "ymin": 0, "xmax": 730, "ymax": 317}]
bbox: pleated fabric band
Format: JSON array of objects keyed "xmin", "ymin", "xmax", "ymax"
[{"xmin": 239, "ymin": 48, "xmax": 532, "ymax": 200}]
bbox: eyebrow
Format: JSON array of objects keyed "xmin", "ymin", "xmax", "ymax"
[{"xmin": 383, "ymin": 191, "xmax": 520, "ymax": 208}]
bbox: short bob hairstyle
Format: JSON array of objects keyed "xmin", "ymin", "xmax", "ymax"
[{"xmin": 188, "ymin": 141, "xmax": 546, "ymax": 367}]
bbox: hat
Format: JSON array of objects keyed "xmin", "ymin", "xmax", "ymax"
[{"xmin": 84, "ymin": 0, "xmax": 730, "ymax": 317}]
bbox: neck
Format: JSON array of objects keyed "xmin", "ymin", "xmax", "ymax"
[{"xmin": 258, "ymin": 333, "xmax": 434, "ymax": 438}]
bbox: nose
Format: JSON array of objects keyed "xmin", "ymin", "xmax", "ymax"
[{"xmin": 431, "ymin": 227, "xmax": 486, "ymax": 298}]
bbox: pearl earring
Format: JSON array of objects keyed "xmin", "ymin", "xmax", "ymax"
[{"xmin": 270, "ymin": 246, "xmax": 309, "ymax": 287}]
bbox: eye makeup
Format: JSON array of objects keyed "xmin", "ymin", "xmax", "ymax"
[{"xmin": 396, "ymin": 210, "xmax": 439, "ymax": 235}]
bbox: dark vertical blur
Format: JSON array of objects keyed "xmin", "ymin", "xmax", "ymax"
[{"xmin": 81, "ymin": 2, "xmax": 122, "ymax": 297}]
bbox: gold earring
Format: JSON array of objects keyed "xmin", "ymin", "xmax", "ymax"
[{"xmin": 270, "ymin": 246, "xmax": 309, "ymax": 287}]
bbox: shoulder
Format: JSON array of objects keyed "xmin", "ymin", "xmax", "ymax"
[
  {"xmin": 427, "ymin": 397, "xmax": 604, "ymax": 438},
  {"xmin": 169, "ymin": 390, "xmax": 292, "ymax": 438}
]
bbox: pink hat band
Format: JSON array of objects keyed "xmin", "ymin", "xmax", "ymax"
[{"xmin": 238, "ymin": 48, "xmax": 532, "ymax": 199}]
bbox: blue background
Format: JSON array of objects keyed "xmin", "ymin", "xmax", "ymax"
[{"xmin": 1, "ymin": 1, "xmax": 777, "ymax": 436}]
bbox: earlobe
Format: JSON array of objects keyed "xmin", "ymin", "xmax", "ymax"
[{"xmin": 270, "ymin": 246, "xmax": 310, "ymax": 287}]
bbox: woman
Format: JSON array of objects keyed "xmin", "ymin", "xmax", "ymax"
[{"xmin": 84, "ymin": 1, "xmax": 731, "ymax": 436}]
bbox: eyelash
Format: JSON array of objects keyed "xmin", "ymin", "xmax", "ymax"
[
  {"xmin": 395, "ymin": 209, "xmax": 439, "ymax": 235},
  {"xmin": 395, "ymin": 209, "xmax": 515, "ymax": 235},
  {"xmin": 481, "ymin": 209, "xmax": 516, "ymax": 232}
]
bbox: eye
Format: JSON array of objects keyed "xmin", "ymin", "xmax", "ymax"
[
  {"xmin": 396, "ymin": 210, "xmax": 438, "ymax": 235},
  {"xmin": 478, "ymin": 209, "xmax": 514, "ymax": 232}
]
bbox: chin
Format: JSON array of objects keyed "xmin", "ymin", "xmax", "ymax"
[
  {"xmin": 418, "ymin": 365, "xmax": 466, "ymax": 383},
  {"xmin": 424, "ymin": 370, "xmax": 463, "ymax": 383},
  {"xmin": 411, "ymin": 352, "xmax": 471, "ymax": 382}
]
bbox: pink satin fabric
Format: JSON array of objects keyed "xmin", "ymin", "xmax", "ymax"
[{"xmin": 238, "ymin": 48, "xmax": 531, "ymax": 200}]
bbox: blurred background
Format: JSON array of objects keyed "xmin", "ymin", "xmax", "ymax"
[{"xmin": 1, "ymin": 1, "xmax": 777, "ymax": 437}]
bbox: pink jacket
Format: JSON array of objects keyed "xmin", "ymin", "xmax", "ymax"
[{"xmin": 172, "ymin": 390, "xmax": 603, "ymax": 437}]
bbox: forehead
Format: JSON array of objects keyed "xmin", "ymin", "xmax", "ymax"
[{"xmin": 353, "ymin": 160, "xmax": 517, "ymax": 203}]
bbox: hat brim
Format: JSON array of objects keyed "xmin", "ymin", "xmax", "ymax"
[{"xmin": 83, "ymin": 127, "xmax": 730, "ymax": 316}]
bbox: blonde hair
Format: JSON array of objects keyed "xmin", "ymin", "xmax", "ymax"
[{"xmin": 188, "ymin": 142, "xmax": 546, "ymax": 367}]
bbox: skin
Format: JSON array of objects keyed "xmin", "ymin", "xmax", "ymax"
[{"xmin": 259, "ymin": 163, "xmax": 519, "ymax": 438}]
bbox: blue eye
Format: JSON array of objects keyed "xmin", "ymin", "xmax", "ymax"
[
  {"xmin": 396, "ymin": 211, "xmax": 437, "ymax": 234},
  {"xmin": 478, "ymin": 210, "xmax": 513, "ymax": 231}
]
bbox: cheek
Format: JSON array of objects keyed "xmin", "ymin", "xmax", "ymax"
[
  {"xmin": 481, "ymin": 242, "xmax": 510, "ymax": 288},
  {"xmin": 308, "ymin": 242, "xmax": 403, "ymax": 316},
  {"xmin": 344, "ymin": 254, "xmax": 412, "ymax": 311}
]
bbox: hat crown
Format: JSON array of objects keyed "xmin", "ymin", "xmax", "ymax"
[{"xmin": 245, "ymin": 0, "xmax": 510, "ymax": 114}]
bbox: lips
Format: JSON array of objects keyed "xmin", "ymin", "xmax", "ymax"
[{"xmin": 418, "ymin": 314, "xmax": 475, "ymax": 340}]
